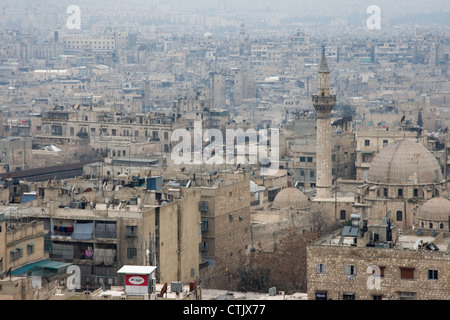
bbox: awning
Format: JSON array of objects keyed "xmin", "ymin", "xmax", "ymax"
[{"xmin": 11, "ymin": 260, "xmax": 72, "ymax": 276}]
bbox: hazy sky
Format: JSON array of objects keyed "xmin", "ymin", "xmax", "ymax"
[{"xmin": 3, "ymin": 0, "xmax": 450, "ymax": 31}]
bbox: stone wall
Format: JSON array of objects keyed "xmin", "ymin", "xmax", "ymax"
[{"xmin": 307, "ymin": 244, "xmax": 450, "ymax": 300}]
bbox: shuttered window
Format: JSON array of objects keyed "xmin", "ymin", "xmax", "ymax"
[
  {"xmin": 317, "ymin": 263, "xmax": 326, "ymax": 274},
  {"xmin": 400, "ymin": 267, "xmax": 414, "ymax": 279}
]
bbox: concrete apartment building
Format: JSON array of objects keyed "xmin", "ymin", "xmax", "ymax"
[
  {"xmin": 0, "ymin": 213, "xmax": 47, "ymax": 275},
  {"xmin": 1, "ymin": 177, "xmax": 202, "ymax": 291}
]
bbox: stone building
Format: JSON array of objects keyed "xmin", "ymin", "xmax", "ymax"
[
  {"xmin": 418, "ymin": 197, "xmax": 450, "ymax": 231},
  {"xmin": 251, "ymin": 187, "xmax": 313, "ymax": 252},
  {"xmin": 199, "ymin": 175, "xmax": 251, "ymax": 267},
  {"xmin": 354, "ymin": 139, "xmax": 447, "ymax": 230},
  {"xmin": 307, "ymin": 218, "xmax": 450, "ymax": 300},
  {"xmin": 355, "ymin": 126, "xmax": 428, "ymax": 181}
]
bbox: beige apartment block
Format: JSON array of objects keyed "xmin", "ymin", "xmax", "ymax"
[
  {"xmin": 3, "ymin": 186, "xmax": 202, "ymax": 291},
  {"xmin": 0, "ymin": 214, "xmax": 48, "ymax": 276}
]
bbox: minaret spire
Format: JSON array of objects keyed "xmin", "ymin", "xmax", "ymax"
[
  {"xmin": 312, "ymin": 45, "xmax": 336, "ymax": 199},
  {"xmin": 319, "ymin": 45, "xmax": 330, "ymax": 73}
]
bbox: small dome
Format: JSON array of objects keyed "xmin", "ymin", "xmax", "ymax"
[
  {"xmin": 419, "ymin": 197, "xmax": 450, "ymax": 222},
  {"xmin": 272, "ymin": 187, "xmax": 309, "ymax": 210},
  {"xmin": 367, "ymin": 140, "xmax": 443, "ymax": 185}
]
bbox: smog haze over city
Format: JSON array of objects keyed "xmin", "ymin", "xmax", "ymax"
[{"xmin": 1, "ymin": 0, "xmax": 450, "ymax": 306}]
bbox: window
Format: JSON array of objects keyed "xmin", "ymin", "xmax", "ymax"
[
  {"xmin": 332, "ymin": 154, "xmax": 336, "ymax": 162},
  {"xmin": 201, "ymin": 219, "xmax": 208, "ymax": 232},
  {"xmin": 200, "ymin": 241, "xmax": 208, "ymax": 252},
  {"xmin": 383, "ymin": 188, "xmax": 388, "ymax": 197},
  {"xmin": 300, "ymin": 157, "xmax": 305, "ymax": 162},
  {"xmin": 317, "ymin": 263, "xmax": 326, "ymax": 274},
  {"xmin": 440, "ymin": 223, "xmax": 444, "ymax": 229},
  {"xmin": 126, "ymin": 226, "xmax": 137, "ymax": 237},
  {"xmin": 17, "ymin": 247, "xmax": 23, "ymax": 259},
  {"xmin": 428, "ymin": 270, "xmax": 438, "ymax": 280},
  {"xmin": 340, "ymin": 210, "xmax": 346, "ymax": 220},
  {"xmin": 127, "ymin": 248, "xmax": 137, "ymax": 259},
  {"xmin": 398, "ymin": 292, "xmax": 415, "ymax": 300},
  {"xmin": 310, "ymin": 171, "xmax": 315, "ymax": 178},
  {"xmin": 383, "ymin": 140, "xmax": 388, "ymax": 147},
  {"xmin": 344, "ymin": 265, "xmax": 357, "ymax": 275},
  {"xmin": 398, "ymin": 189, "xmax": 403, "ymax": 197},
  {"xmin": 396, "ymin": 211, "xmax": 402, "ymax": 222},
  {"xmin": 229, "ymin": 213, "xmax": 233, "ymax": 222},
  {"xmin": 343, "ymin": 293, "xmax": 355, "ymax": 300},
  {"xmin": 300, "ymin": 170, "xmax": 305, "ymax": 177},
  {"xmin": 364, "ymin": 139, "xmax": 370, "ymax": 146},
  {"xmin": 413, "ymin": 188, "xmax": 419, "ymax": 197},
  {"xmin": 307, "ymin": 157, "xmax": 313, "ymax": 163},
  {"xmin": 27, "ymin": 243, "xmax": 35, "ymax": 254},
  {"xmin": 315, "ymin": 291, "xmax": 327, "ymax": 300},
  {"xmin": 429, "ymin": 223, "xmax": 433, "ymax": 229},
  {"xmin": 400, "ymin": 267, "xmax": 414, "ymax": 280}
]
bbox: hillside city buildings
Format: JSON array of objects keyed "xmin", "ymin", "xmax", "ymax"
[{"xmin": 0, "ymin": 1, "xmax": 450, "ymax": 301}]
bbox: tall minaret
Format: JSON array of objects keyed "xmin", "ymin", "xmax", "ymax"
[{"xmin": 312, "ymin": 45, "xmax": 336, "ymax": 199}]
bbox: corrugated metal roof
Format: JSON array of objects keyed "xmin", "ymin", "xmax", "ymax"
[{"xmin": 11, "ymin": 260, "xmax": 72, "ymax": 275}]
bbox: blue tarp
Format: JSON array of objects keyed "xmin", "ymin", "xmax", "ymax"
[{"xmin": 20, "ymin": 194, "xmax": 37, "ymax": 203}]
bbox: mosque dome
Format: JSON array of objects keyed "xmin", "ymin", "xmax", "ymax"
[
  {"xmin": 367, "ymin": 140, "xmax": 443, "ymax": 185},
  {"xmin": 419, "ymin": 197, "xmax": 450, "ymax": 222},
  {"xmin": 272, "ymin": 187, "xmax": 309, "ymax": 210}
]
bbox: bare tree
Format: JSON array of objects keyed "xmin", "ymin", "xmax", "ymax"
[{"xmin": 309, "ymin": 210, "xmax": 341, "ymax": 236}]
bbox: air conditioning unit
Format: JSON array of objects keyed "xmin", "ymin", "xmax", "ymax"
[{"xmin": 171, "ymin": 281, "xmax": 183, "ymax": 293}]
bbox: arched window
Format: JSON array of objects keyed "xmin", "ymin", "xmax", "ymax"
[
  {"xmin": 396, "ymin": 211, "xmax": 402, "ymax": 221},
  {"xmin": 440, "ymin": 223, "xmax": 444, "ymax": 229},
  {"xmin": 429, "ymin": 222, "xmax": 433, "ymax": 229}
]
